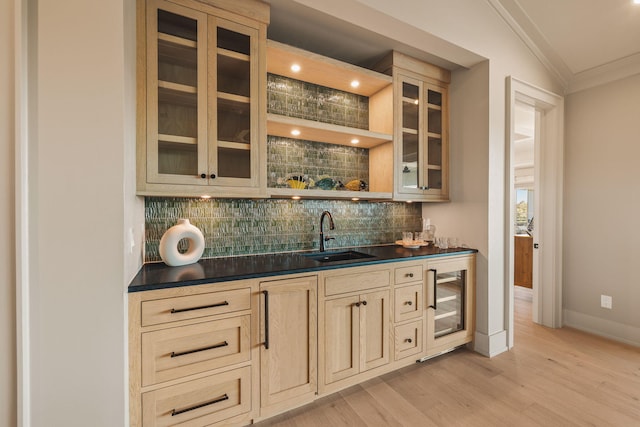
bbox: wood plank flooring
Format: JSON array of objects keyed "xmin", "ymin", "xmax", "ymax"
[{"xmin": 255, "ymin": 286, "xmax": 640, "ymax": 426}]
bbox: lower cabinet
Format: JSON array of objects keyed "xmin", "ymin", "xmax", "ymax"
[
  {"xmin": 258, "ymin": 275, "xmax": 318, "ymax": 418},
  {"xmin": 128, "ymin": 254, "xmax": 476, "ymax": 426},
  {"xmin": 129, "ymin": 281, "xmax": 256, "ymax": 427},
  {"xmin": 324, "ymin": 289, "xmax": 390, "ymax": 384}
]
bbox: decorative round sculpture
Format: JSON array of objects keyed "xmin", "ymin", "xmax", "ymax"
[{"xmin": 159, "ymin": 219, "xmax": 205, "ymax": 267}]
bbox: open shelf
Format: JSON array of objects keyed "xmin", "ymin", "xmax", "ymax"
[
  {"xmin": 267, "ymin": 113, "xmax": 391, "ymax": 149},
  {"xmin": 268, "ymin": 187, "xmax": 392, "ymax": 201},
  {"xmin": 267, "ymin": 40, "xmax": 392, "ymax": 97}
]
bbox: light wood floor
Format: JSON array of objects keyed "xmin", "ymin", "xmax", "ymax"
[{"xmin": 255, "ymin": 286, "xmax": 640, "ymax": 426}]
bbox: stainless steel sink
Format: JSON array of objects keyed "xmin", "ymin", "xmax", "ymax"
[{"xmin": 303, "ymin": 250, "xmax": 375, "ymax": 263}]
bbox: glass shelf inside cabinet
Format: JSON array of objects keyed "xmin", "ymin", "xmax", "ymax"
[{"xmin": 434, "ymin": 270, "xmax": 465, "ymax": 338}]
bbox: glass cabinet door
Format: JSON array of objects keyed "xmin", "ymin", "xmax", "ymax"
[
  {"xmin": 400, "ymin": 78, "xmax": 421, "ymax": 191},
  {"xmin": 396, "ymin": 73, "xmax": 448, "ymax": 200},
  {"xmin": 431, "ymin": 269, "xmax": 465, "ymax": 338},
  {"xmin": 147, "ymin": 0, "xmax": 208, "ymax": 185},
  {"xmin": 425, "ymin": 256, "xmax": 474, "ymax": 356},
  {"xmin": 210, "ymin": 19, "xmax": 259, "ymax": 186},
  {"xmin": 426, "ymin": 86, "xmax": 445, "ymax": 192}
]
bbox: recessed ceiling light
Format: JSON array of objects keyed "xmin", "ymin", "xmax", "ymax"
[
  {"xmin": 350, "ymin": 138, "xmax": 359, "ymax": 144},
  {"xmin": 291, "ymin": 64, "xmax": 301, "ymax": 72},
  {"xmin": 350, "ymin": 80, "xmax": 360, "ymax": 88},
  {"xmin": 291, "ymin": 129, "xmax": 301, "ymax": 136},
  {"xmin": 200, "ymin": 194, "xmax": 212, "ymax": 199}
]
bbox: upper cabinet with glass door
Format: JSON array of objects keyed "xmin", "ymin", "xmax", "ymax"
[
  {"xmin": 137, "ymin": 0, "xmax": 269, "ymax": 197},
  {"xmin": 375, "ymin": 52, "xmax": 450, "ymax": 202}
]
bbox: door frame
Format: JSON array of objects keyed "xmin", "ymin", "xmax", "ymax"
[{"xmin": 505, "ymin": 77, "xmax": 564, "ymax": 348}]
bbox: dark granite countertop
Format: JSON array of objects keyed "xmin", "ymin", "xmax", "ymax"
[{"xmin": 128, "ymin": 244, "xmax": 478, "ymax": 293}]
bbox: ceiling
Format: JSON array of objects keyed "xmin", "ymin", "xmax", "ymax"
[
  {"xmin": 493, "ymin": 0, "xmax": 640, "ymax": 91},
  {"xmin": 267, "ymin": 0, "xmax": 640, "ymax": 93}
]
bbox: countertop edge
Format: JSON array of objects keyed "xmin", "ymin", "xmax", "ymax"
[{"xmin": 128, "ymin": 246, "xmax": 478, "ymax": 293}]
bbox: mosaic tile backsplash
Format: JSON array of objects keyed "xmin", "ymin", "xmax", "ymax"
[
  {"xmin": 145, "ymin": 198, "xmax": 422, "ymax": 262},
  {"xmin": 267, "ymin": 73, "xmax": 369, "ymax": 129},
  {"xmin": 267, "ymin": 136, "xmax": 369, "ymax": 189}
]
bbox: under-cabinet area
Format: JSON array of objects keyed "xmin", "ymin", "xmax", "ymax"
[
  {"xmin": 128, "ymin": 253, "xmax": 475, "ymax": 426},
  {"xmin": 136, "ymin": 0, "xmax": 451, "ymax": 201}
]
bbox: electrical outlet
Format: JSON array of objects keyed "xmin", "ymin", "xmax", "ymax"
[{"xmin": 601, "ymin": 295, "xmax": 612, "ymax": 309}]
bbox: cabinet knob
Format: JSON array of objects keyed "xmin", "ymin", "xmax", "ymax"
[
  {"xmin": 361, "ymin": 300, "xmax": 367, "ymax": 306},
  {"xmin": 406, "ymin": 273, "xmax": 414, "ymax": 278},
  {"xmin": 200, "ymin": 173, "xmax": 207, "ymax": 179},
  {"xmin": 354, "ymin": 302, "xmax": 360, "ymax": 307},
  {"xmin": 405, "ymin": 338, "xmax": 412, "ymax": 343},
  {"xmin": 405, "ymin": 301, "xmax": 413, "ymax": 306},
  {"xmin": 210, "ymin": 173, "xmax": 216, "ymax": 179}
]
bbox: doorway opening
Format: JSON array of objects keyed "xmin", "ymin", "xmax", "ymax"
[
  {"xmin": 506, "ymin": 77, "xmax": 564, "ymax": 349},
  {"xmin": 513, "ymin": 103, "xmax": 535, "ymax": 321}
]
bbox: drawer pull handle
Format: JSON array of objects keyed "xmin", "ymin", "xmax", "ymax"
[
  {"xmin": 405, "ymin": 301, "xmax": 413, "ymax": 306},
  {"xmin": 405, "ymin": 338, "xmax": 413, "ymax": 343},
  {"xmin": 170, "ymin": 301, "xmax": 229, "ymax": 314},
  {"xmin": 406, "ymin": 273, "xmax": 414, "ymax": 278},
  {"xmin": 171, "ymin": 393, "xmax": 229, "ymax": 417},
  {"xmin": 170, "ymin": 341, "xmax": 229, "ymax": 358}
]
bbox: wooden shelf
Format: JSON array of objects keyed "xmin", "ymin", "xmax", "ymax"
[
  {"xmin": 267, "ymin": 40, "xmax": 392, "ymax": 97},
  {"xmin": 267, "ymin": 114, "xmax": 391, "ymax": 148},
  {"xmin": 217, "ymin": 47, "xmax": 249, "ymax": 62},
  {"xmin": 158, "ymin": 133, "xmax": 197, "ymax": 145},
  {"xmin": 268, "ymin": 187, "xmax": 392, "ymax": 201},
  {"xmin": 218, "ymin": 140, "xmax": 250, "ymax": 150}
]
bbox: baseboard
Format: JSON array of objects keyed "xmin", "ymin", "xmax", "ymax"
[
  {"xmin": 563, "ymin": 309, "xmax": 640, "ymax": 347},
  {"xmin": 474, "ymin": 329, "xmax": 508, "ymax": 357}
]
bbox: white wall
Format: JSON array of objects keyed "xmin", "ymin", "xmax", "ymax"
[
  {"xmin": 2, "ymin": 0, "xmax": 17, "ymax": 424},
  {"xmin": 25, "ymin": 0, "xmax": 139, "ymax": 425},
  {"xmin": 563, "ymin": 73, "xmax": 640, "ymax": 346}
]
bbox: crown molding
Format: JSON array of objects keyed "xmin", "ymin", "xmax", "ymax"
[
  {"xmin": 487, "ymin": 0, "xmax": 572, "ymax": 90},
  {"xmin": 568, "ymin": 52, "xmax": 640, "ymax": 94}
]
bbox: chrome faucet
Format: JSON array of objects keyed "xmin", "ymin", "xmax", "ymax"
[{"xmin": 319, "ymin": 210, "xmax": 335, "ymax": 252}]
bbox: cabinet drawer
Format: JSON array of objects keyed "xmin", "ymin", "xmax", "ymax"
[
  {"xmin": 394, "ymin": 320, "xmax": 423, "ymax": 360},
  {"xmin": 142, "ymin": 315, "xmax": 250, "ymax": 386},
  {"xmin": 325, "ymin": 268, "xmax": 390, "ymax": 296},
  {"xmin": 141, "ymin": 288, "xmax": 251, "ymax": 326},
  {"xmin": 394, "ymin": 283, "xmax": 423, "ymax": 323},
  {"xmin": 394, "ymin": 264, "xmax": 423, "ymax": 285},
  {"xmin": 142, "ymin": 366, "xmax": 251, "ymax": 427}
]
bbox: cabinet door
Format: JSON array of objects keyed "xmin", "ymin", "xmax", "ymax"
[
  {"xmin": 259, "ymin": 276, "xmax": 317, "ymax": 412},
  {"xmin": 209, "ymin": 18, "xmax": 261, "ymax": 188},
  {"xmin": 360, "ymin": 289, "xmax": 390, "ymax": 372},
  {"xmin": 324, "ymin": 295, "xmax": 360, "ymax": 384},
  {"xmin": 146, "ymin": 0, "xmax": 209, "ymax": 185},
  {"xmin": 394, "ymin": 71, "xmax": 449, "ymax": 201},
  {"xmin": 425, "ymin": 256, "xmax": 475, "ymax": 355}
]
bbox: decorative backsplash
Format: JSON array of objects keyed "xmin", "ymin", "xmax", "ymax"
[
  {"xmin": 145, "ymin": 198, "xmax": 422, "ymax": 262},
  {"xmin": 267, "ymin": 136, "xmax": 369, "ymax": 189},
  {"xmin": 267, "ymin": 73, "xmax": 369, "ymax": 129}
]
